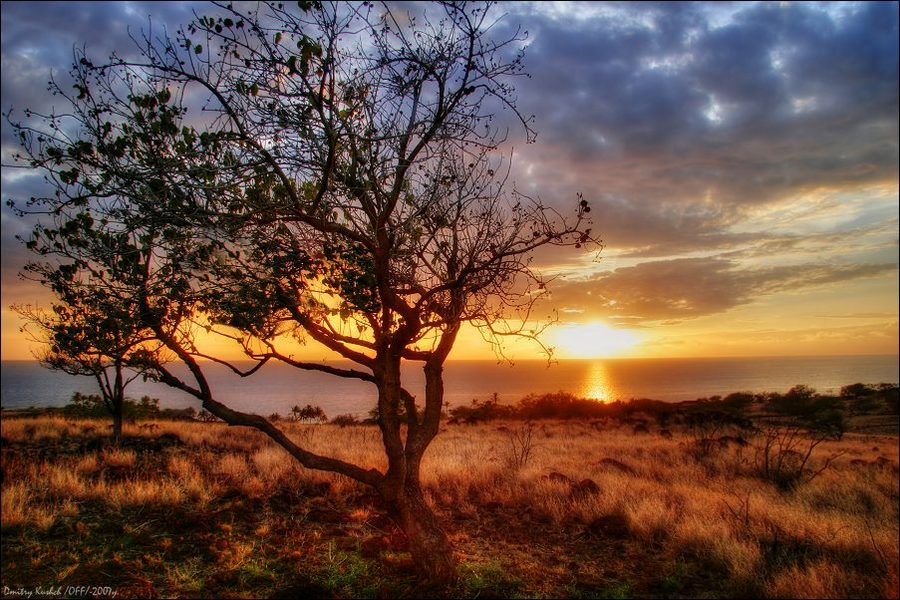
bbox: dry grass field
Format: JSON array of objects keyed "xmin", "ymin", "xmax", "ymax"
[{"xmin": 1, "ymin": 414, "xmax": 898, "ymax": 598}]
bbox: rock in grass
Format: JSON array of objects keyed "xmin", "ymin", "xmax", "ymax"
[
  {"xmin": 570, "ymin": 478, "xmax": 601, "ymax": 498},
  {"xmin": 544, "ymin": 471, "xmax": 572, "ymax": 484},
  {"xmin": 586, "ymin": 513, "xmax": 630, "ymax": 539}
]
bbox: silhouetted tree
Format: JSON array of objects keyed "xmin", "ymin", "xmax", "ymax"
[
  {"xmin": 767, "ymin": 385, "xmax": 845, "ymax": 434},
  {"xmin": 877, "ymin": 383, "xmax": 900, "ymax": 414},
  {"xmin": 62, "ymin": 392, "xmax": 168, "ymax": 423},
  {"xmin": 8, "ymin": 1, "xmax": 598, "ymax": 584},
  {"xmin": 840, "ymin": 383, "xmax": 874, "ymax": 398},
  {"xmin": 291, "ymin": 403, "xmax": 327, "ymax": 423},
  {"xmin": 13, "ymin": 296, "xmax": 158, "ymax": 442},
  {"xmin": 840, "ymin": 383, "xmax": 881, "ymax": 415}
]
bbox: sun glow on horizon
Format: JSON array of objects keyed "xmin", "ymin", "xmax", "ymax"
[{"xmin": 551, "ymin": 322, "xmax": 642, "ymax": 359}]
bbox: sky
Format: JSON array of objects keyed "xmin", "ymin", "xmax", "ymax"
[{"xmin": 1, "ymin": 1, "xmax": 898, "ymax": 361}]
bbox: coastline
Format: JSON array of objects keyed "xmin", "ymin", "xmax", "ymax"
[{"xmin": 3, "ymin": 355, "xmax": 898, "ymax": 414}]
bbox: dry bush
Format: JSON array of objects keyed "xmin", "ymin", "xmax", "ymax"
[
  {"xmin": 503, "ymin": 422, "xmax": 537, "ymax": 470},
  {"xmin": 753, "ymin": 425, "xmax": 845, "ymax": 490}
]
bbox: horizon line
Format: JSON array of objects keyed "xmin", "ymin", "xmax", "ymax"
[{"xmin": 2, "ymin": 353, "xmax": 898, "ymax": 364}]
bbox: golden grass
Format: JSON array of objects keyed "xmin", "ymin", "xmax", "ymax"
[
  {"xmin": 101, "ymin": 447, "xmax": 137, "ymax": 469},
  {"xmin": 1, "ymin": 415, "xmax": 897, "ymax": 598},
  {"xmin": 432, "ymin": 421, "xmax": 899, "ymax": 597},
  {"xmin": 1, "ymin": 481, "xmax": 31, "ymax": 530},
  {"xmin": 106, "ymin": 479, "xmax": 186, "ymax": 510}
]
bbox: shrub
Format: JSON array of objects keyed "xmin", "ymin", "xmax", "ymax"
[
  {"xmin": 684, "ymin": 409, "xmax": 754, "ymax": 440},
  {"xmin": 159, "ymin": 406, "xmax": 197, "ymax": 420},
  {"xmin": 64, "ymin": 392, "xmax": 167, "ymax": 421},
  {"xmin": 367, "ymin": 401, "xmax": 413, "ymax": 425},
  {"xmin": 503, "ymin": 422, "xmax": 537, "ymax": 470},
  {"xmin": 721, "ymin": 392, "xmax": 755, "ymax": 415},
  {"xmin": 840, "ymin": 383, "xmax": 875, "ymax": 398},
  {"xmin": 766, "ymin": 385, "xmax": 843, "ymax": 421},
  {"xmin": 875, "ymin": 383, "xmax": 899, "ymax": 414},
  {"xmin": 196, "ymin": 409, "xmax": 221, "ymax": 423},
  {"xmin": 449, "ymin": 393, "xmax": 516, "ymax": 423},
  {"xmin": 330, "ymin": 414, "xmax": 359, "ymax": 427},
  {"xmin": 519, "ymin": 391, "xmax": 603, "ymax": 420}
]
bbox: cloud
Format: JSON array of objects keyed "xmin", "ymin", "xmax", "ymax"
[
  {"xmin": 499, "ymin": 1, "xmax": 898, "ymax": 257},
  {"xmin": 717, "ymin": 220, "xmax": 899, "ymax": 261},
  {"xmin": 548, "ymin": 257, "xmax": 897, "ymax": 323},
  {"xmin": 1, "ymin": 1, "xmax": 204, "ymax": 307},
  {"xmin": 512, "ymin": 2, "xmax": 898, "ymax": 164},
  {"xmin": 642, "ymin": 319, "xmax": 899, "ymax": 358},
  {"xmin": 1, "ymin": 1, "xmax": 897, "ymax": 357}
]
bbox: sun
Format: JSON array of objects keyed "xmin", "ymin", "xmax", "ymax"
[{"xmin": 551, "ymin": 322, "xmax": 641, "ymax": 358}]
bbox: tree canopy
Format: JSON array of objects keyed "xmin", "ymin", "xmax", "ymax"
[{"xmin": 8, "ymin": 1, "xmax": 599, "ymax": 584}]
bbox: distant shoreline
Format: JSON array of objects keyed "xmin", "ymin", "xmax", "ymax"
[
  {"xmin": 3, "ymin": 353, "xmax": 899, "ymax": 363},
  {"xmin": 3, "ymin": 381, "xmax": 897, "ymax": 437},
  {"xmin": 4, "ymin": 355, "xmax": 897, "ymax": 415}
]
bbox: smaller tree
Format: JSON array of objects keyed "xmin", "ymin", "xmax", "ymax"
[
  {"xmin": 14, "ymin": 299, "xmax": 159, "ymax": 442},
  {"xmin": 840, "ymin": 383, "xmax": 881, "ymax": 416},
  {"xmin": 840, "ymin": 382, "xmax": 874, "ymax": 398},
  {"xmin": 876, "ymin": 383, "xmax": 900, "ymax": 414}
]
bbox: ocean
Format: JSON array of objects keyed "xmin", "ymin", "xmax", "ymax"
[{"xmin": 1, "ymin": 355, "xmax": 897, "ymax": 418}]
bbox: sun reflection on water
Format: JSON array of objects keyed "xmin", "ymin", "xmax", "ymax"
[{"xmin": 577, "ymin": 361, "xmax": 620, "ymax": 403}]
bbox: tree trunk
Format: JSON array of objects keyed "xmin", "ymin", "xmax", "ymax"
[
  {"xmin": 376, "ymin": 352, "xmax": 456, "ymax": 584},
  {"xmin": 112, "ymin": 402, "xmax": 123, "ymax": 444},
  {"xmin": 111, "ymin": 364, "xmax": 125, "ymax": 444},
  {"xmin": 390, "ymin": 480, "xmax": 457, "ymax": 586}
]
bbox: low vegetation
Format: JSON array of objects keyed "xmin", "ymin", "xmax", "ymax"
[
  {"xmin": 1, "ymin": 384, "xmax": 897, "ymax": 598},
  {"xmin": 447, "ymin": 383, "xmax": 898, "ymax": 426}
]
